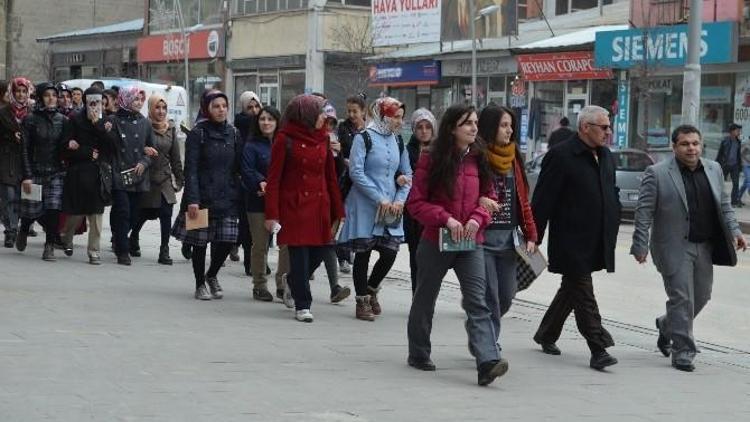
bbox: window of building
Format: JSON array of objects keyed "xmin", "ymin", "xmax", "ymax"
[
  {"xmin": 555, "ymin": 0, "xmax": 612, "ymax": 15},
  {"xmin": 237, "ymin": 0, "xmax": 309, "ymax": 15},
  {"xmin": 234, "ymin": 74, "xmax": 258, "ymax": 113},
  {"xmin": 518, "ymin": 0, "xmax": 528, "ymax": 20},
  {"xmin": 343, "ymin": 0, "xmax": 370, "ymax": 6},
  {"xmin": 280, "ymin": 71, "xmax": 306, "ymax": 109}
]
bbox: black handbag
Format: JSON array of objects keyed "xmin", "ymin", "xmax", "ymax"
[{"xmin": 98, "ymin": 161, "xmax": 113, "ymax": 205}]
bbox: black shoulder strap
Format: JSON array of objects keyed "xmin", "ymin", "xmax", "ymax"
[
  {"xmin": 396, "ymin": 134, "xmax": 404, "ymax": 155},
  {"xmin": 360, "ymin": 129, "xmax": 373, "ymax": 154}
]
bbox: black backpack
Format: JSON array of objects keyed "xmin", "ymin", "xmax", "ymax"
[{"xmin": 339, "ymin": 129, "xmax": 404, "ymax": 199}]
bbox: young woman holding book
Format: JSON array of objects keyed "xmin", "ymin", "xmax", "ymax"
[
  {"xmin": 264, "ymin": 94, "xmax": 344, "ymax": 323},
  {"xmin": 172, "ymin": 90, "xmax": 242, "ymax": 301},
  {"xmin": 337, "ymin": 97, "xmax": 412, "ymax": 321},
  {"xmin": 406, "ymin": 103, "xmax": 509, "ymax": 386},
  {"xmin": 476, "ymin": 104, "xmax": 537, "ymax": 349}
]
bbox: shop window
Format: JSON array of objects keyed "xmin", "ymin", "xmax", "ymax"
[
  {"xmin": 430, "ymin": 86, "xmax": 453, "ymax": 121},
  {"xmin": 533, "ymin": 81, "xmax": 564, "ymax": 143},
  {"xmin": 555, "ymin": 0, "xmax": 612, "ymax": 15},
  {"xmin": 344, "ymin": 0, "xmax": 371, "ymax": 6},
  {"xmin": 280, "ymin": 71, "xmax": 305, "ymax": 110}
]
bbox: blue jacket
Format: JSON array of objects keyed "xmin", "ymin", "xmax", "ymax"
[
  {"xmin": 339, "ymin": 128, "xmax": 412, "ymax": 241},
  {"xmin": 240, "ymin": 135, "xmax": 272, "ymax": 213}
]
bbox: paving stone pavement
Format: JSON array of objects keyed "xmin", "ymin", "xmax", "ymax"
[{"xmin": 1, "ymin": 220, "xmax": 750, "ymax": 421}]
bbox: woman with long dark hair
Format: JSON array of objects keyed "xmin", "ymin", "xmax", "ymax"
[
  {"xmin": 172, "ymin": 90, "xmax": 242, "ymax": 300},
  {"xmin": 264, "ymin": 94, "xmax": 345, "ymax": 323},
  {"xmin": 406, "ymin": 103, "xmax": 508, "ymax": 386},
  {"xmin": 240, "ymin": 105, "xmax": 283, "ymax": 301},
  {"xmin": 476, "ymin": 104, "xmax": 537, "ymax": 351}
]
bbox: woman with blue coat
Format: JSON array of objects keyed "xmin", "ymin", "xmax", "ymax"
[{"xmin": 338, "ymin": 97, "xmax": 412, "ymax": 321}]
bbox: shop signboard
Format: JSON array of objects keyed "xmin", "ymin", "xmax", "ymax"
[
  {"xmin": 516, "ymin": 51, "xmax": 613, "ymax": 81},
  {"xmin": 733, "ymin": 73, "xmax": 750, "ymax": 133},
  {"xmin": 137, "ymin": 29, "xmax": 225, "ymax": 63},
  {"xmin": 615, "ymin": 73, "xmax": 629, "ymax": 149},
  {"xmin": 441, "ymin": 0, "xmax": 518, "ymax": 41},
  {"xmin": 594, "ymin": 22, "xmax": 737, "ymax": 69},
  {"xmin": 368, "ymin": 60, "xmax": 441, "ymax": 87},
  {"xmin": 442, "ymin": 56, "xmax": 517, "ymax": 77},
  {"xmin": 372, "ymin": 0, "xmax": 442, "ymax": 47}
]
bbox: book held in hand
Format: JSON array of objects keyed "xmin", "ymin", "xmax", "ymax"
[
  {"xmin": 186, "ymin": 208, "xmax": 209, "ymax": 230},
  {"xmin": 439, "ymin": 227, "xmax": 477, "ymax": 252},
  {"xmin": 21, "ymin": 183, "xmax": 42, "ymax": 202}
]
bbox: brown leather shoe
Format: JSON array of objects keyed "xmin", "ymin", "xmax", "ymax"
[
  {"xmin": 368, "ymin": 287, "xmax": 382, "ymax": 315},
  {"xmin": 355, "ymin": 296, "xmax": 375, "ymax": 321}
]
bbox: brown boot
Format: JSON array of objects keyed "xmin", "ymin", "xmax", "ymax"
[
  {"xmin": 368, "ymin": 287, "xmax": 382, "ymax": 316},
  {"xmin": 355, "ymin": 296, "xmax": 375, "ymax": 321}
]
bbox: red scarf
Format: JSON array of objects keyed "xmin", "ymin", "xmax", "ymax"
[{"xmin": 275, "ymin": 120, "xmax": 328, "ymax": 147}]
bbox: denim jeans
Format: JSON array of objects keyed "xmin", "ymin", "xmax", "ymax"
[
  {"xmin": 739, "ymin": 165, "xmax": 750, "ymax": 200},
  {"xmin": 0, "ymin": 183, "xmax": 20, "ymax": 235},
  {"xmin": 288, "ymin": 245, "xmax": 331, "ymax": 310},
  {"xmin": 408, "ymin": 240, "xmax": 499, "ymax": 368},
  {"xmin": 484, "ymin": 249, "xmax": 518, "ymax": 348},
  {"xmin": 110, "ymin": 190, "xmax": 142, "ymax": 256}
]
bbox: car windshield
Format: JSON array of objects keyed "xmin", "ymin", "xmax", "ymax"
[{"xmin": 613, "ymin": 152, "xmax": 653, "ymax": 172}]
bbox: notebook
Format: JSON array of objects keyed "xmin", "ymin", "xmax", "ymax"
[
  {"xmin": 21, "ymin": 183, "xmax": 42, "ymax": 202},
  {"xmin": 185, "ymin": 209, "xmax": 209, "ymax": 230},
  {"xmin": 439, "ymin": 227, "xmax": 476, "ymax": 252}
]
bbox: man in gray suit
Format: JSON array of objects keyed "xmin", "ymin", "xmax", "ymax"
[{"xmin": 631, "ymin": 125, "xmax": 747, "ymax": 372}]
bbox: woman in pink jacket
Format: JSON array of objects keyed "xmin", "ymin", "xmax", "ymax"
[{"xmin": 406, "ymin": 103, "xmax": 509, "ymax": 386}]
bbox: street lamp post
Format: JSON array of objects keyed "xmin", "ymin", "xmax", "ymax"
[{"xmin": 470, "ymin": 3, "xmax": 501, "ymax": 108}]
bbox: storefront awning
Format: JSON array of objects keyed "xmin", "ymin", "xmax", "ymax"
[
  {"xmin": 514, "ymin": 25, "xmax": 630, "ymax": 51},
  {"xmin": 37, "ymin": 19, "xmax": 144, "ymax": 42}
]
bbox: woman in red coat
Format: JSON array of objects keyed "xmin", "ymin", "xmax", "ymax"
[
  {"xmin": 265, "ymin": 94, "xmax": 345, "ymax": 323},
  {"xmin": 477, "ymin": 104, "xmax": 538, "ymax": 351}
]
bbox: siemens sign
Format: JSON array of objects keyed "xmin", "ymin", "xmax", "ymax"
[{"xmin": 594, "ymin": 22, "xmax": 737, "ymax": 69}]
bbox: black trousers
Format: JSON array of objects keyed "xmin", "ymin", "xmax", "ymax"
[{"xmin": 533, "ymin": 273, "xmax": 614, "ymax": 354}]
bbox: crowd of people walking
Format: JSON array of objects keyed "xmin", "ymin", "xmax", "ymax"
[{"xmin": 0, "ymin": 76, "xmax": 747, "ymax": 386}]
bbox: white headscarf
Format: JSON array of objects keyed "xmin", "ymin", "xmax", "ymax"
[
  {"xmin": 366, "ymin": 97, "xmax": 404, "ymax": 136},
  {"xmin": 239, "ymin": 91, "xmax": 262, "ymax": 110},
  {"xmin": 411, "ymin": 108, "xmax": 436, "ymax": 131}
]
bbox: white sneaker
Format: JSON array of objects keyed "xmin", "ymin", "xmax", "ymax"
[
  {"xmin": 295, "ymin": 309, "xmax": 314, "ymax": 323},
  {"xmin": 281, "ymin": 274, "xmax": 294, "ymax": 309}
]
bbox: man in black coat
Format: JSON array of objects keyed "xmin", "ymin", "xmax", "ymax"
[
  {"xmin": 546, "ymin": 116, "xmax": 575, "ymax": 149},
  {"xmin": 531, "ymin": 105, "xmax": 621, "ymax": 370}
]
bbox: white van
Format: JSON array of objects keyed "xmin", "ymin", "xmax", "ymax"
[{"xmin": 63, "ymin": 78, "xmax": 189, "ymax": 130}]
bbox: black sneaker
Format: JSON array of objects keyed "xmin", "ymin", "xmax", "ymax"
[
  {"xmin": 15, "ymin": 231, "xmax": 28, "ymax": 252},
  {"xmin": 407, "ymin": 356, "xmax": 436, "ymax": 371},
  {"xmin": 117, "ymin": 254, "xmax": 132, "ymax": 266},
  {"xmin": 63, "ymin": 243, "xmax": 74, "ymax": 257},
  {"xmin": 253, "ymin": 288, "xmax": 274, "ymax": 302},
  {"xmin": 477, "ymin": 358, "xmax": 509, "ymax": 386},
  {"xmin": 330, "ymin": 285, "xmax": 351, "ymax": 303},
  {"xmin": 590, "ymin": 351, "xmax": 618, "ymax": 370},
  {"xmin": 4, "ymin": 233, "xmax": 15, "ymax": 248},
  {"xmin": 206, "ymin": 276, "xmax": 223, "ymax": 299}
]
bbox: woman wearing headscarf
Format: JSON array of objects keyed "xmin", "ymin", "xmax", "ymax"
[
  {"xmin": 264, "ymin": 94, "xmax": 345, "ymax": 322},
  {"xmin": 16, "ymin": 82, "xmax": 70, "ymax": 261},
  {"xmin": 231, "ymin": 91, "xmax": 262, "ymax": 271},
  {"xmin": 60, "ymin": 86, "xmax": 114, "ymax": 265},
  {"xmin": 404, "ymin": 108, "xmax": 436, "ymax": 294},
  {"xmin": 337, "ymin": 97, "xmax": 412, "ymax": 321},
  {"xmin": 172, "ymin": 90, "xmax": 242, "ymax": 301},
  {"xmin": 108, "ymin": 85, "xmax": 154, "ymax": 265},
  {"xmin": 0, "ymin": 78, "xmax": 31, "ymax": 248},
  {"xmin": 129, "ymin": 94, "xmax": 184, "ymax": 265}
]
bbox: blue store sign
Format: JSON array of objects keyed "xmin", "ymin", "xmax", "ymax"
[
  {"xmin": 594, "ymin": 22, "xmax": 737, "ymax": 69},
  {"xmin": 369, "ymin": 60, "xmax": 441, "ymax": 86}
]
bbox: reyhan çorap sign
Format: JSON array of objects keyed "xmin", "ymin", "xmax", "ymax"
[{"xmin": 594, "ymin": 21, "xmax": 737, "ymax": 68}]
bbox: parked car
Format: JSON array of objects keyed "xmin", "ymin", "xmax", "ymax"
[{"xmin": 526, "ymin": 148, "xmax": 655, "ymax": 216}]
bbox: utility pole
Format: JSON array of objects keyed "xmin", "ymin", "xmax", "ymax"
[{"xmin": 680, "ymin": 0, "xmax": 703, "ymax": 126}]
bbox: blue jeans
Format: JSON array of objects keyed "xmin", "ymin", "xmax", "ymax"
[
  {"xmin": 288, "ymin": 245, "xmax": 330, "ymax": 310},
  {"xmin": 739, "ymin": 165, "xmax": 750, "ymax": 200},
  {"xmin": 408, "ymin": 240, "xmax": 500, "ymax": 368},
  {"xmin": 110, "ymin": 190, "xmax": 142, "ymax": 256},
  {"xmin": 0, "ymin": 183, "xmax": 20, "ymax": 235},
  {"xmin": 484, "ymin": 249, "xmax": 518, "ymax": 349}
]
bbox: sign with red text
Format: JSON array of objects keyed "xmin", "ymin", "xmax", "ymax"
[
  {"xmin": 372, "ymin": 0, "xmax": 441, "ymax": 47},
  {"xmin": 137, "ymin": 29, "xmax": 225, "ymax": 63},
  {"xmin": 516, "ymin": 51, "xmax": 613, "ymax": 81}
]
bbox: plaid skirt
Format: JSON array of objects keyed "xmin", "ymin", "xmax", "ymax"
[
  {"xmin": 171, "ymin": 212, "xmax": 239, "ymax": 247},
  {"xmin": 19, "ymin": 173, "xmax": 64, "ymax": 219},
  {"xmin": 340, "ymin": 233, "xmax": 404, "ymax": 254}
]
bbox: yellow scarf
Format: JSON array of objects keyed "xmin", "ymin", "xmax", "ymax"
[{"xmin": 487, "ymin": 143, "xmax": 516, "ymax": 173}]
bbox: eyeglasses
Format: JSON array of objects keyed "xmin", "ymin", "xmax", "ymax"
[{"xmin": 587, "ymin": 122, "xmax": 612, "ymax": 131}]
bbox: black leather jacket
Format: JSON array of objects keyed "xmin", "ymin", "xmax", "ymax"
[
  {"xmin": 110, "ymin": 109, "xmax": 154, "ymax": 192},
  {"xmin": 21, "ymin": 109, "xmax": 69, "ymax": 179}
]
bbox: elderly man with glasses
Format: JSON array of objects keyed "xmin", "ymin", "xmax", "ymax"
[{"xmin": 530, "ymin": 105, "xmax": 622, "ymax": 371}]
